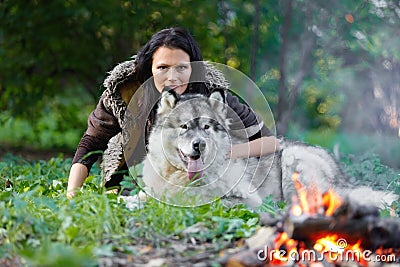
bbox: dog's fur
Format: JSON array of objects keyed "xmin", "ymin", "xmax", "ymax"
[{"xmin": 140, "ymin": 90, "xmax": 397, "ymax": 208}]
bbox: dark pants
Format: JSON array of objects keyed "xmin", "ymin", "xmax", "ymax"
[{"xmin": 104, "ymin": 163, "xmax": 128, "ymax": 188}]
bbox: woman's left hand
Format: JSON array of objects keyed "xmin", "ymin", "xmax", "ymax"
[{"xmin": 228, "ymin": 136, "xmax": 280, "ymax": 159}]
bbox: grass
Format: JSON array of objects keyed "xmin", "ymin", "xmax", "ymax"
[
  {"xmin": 0, "ymin": 155, "xmax": 263, "ymax": 266},
  {"xmin": 0, "ymin": 152, "xmax": 399, "ymax": 266}
]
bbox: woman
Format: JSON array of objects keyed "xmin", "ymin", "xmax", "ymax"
[{"xmin": 67, "ymin": 27, "xmax": 279, "ymax": 198}]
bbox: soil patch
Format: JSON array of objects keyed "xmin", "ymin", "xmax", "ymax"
[{"xmin": 0, "ymin": 145, "xmax": 74, "ymax": 162}]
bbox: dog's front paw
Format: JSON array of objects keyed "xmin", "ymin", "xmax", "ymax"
[{"xmin": 118, "ymin": 191, "xmax": 148, "ymax": 211}]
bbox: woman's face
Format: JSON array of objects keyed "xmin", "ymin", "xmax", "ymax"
[{"xmin": 151, "ymin": 46, "xmax": 192, "ymax": 95}]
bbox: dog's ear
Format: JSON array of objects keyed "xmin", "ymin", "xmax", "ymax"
[
  {"xmin": 158, "ymin": 87, "xmax": 179, "ymax": 114},
  {"xmin": 209, "ymin": 88, "xmax": 226, "ymax": 114},
  {"xmin": 209, "ymin": 88, "xmax": 225, "ymax": 103}
]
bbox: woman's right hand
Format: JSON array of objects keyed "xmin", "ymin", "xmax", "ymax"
[{"xmin": 66, "ymin": 163, "xmax": 89, "ymax": 198}]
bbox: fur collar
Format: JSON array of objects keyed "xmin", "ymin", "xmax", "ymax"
[{"xmin": 103, "ymin": 55, "xmax": 138, "ymax": 95}]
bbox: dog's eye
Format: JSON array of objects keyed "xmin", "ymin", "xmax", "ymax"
[
  {"xmin": 204, "ymin": 124, "xmax": 210, "ymax": 130},
  {"xmin": 180, "ymin": 124, "xmax": 188, "ymax": 130}
]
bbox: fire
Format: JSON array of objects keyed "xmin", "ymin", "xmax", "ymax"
[
  {"xmin": 270, "ymin": 173, "xmax": 370, "ymax": 266},
  {"xmin": 313, "ymin": 234, "xmax": 366, "ymax": 265},
  {"xmin": 290, "ymin": 173, "xmax": 342, "ymax": 217},
  {"xmin": 268, "ymin": 232, "xmax": 370, "ymax": 266},
  {"xmin": 252, "ymin": 173, "xmax": 399, "ymax": 267},
  {"xmin": 269, "ymin": 232, "xmax": 368, "ymax": 265},
  {"xmin": 270, "ymin": 232, "xmax": 299, "ymax": 264},
  {"xmin": 323, "ymin": 189, "xmax": 342, "ymax": 216}
]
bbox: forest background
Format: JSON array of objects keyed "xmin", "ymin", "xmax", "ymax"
[
  {"xmin": 1, "ymin": 1, "xmax": 400, "ymax": 265},
  {"xmin": 1, "ymin": 0, "xmax": 399, "ymax": 169}
]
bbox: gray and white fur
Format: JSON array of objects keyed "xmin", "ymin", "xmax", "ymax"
[{"xmin": 141, "ymin": 90, "xmax": 397, "ymax": 208}]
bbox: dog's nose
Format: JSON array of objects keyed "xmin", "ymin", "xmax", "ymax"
[{"xmin": 192, "ymin": 139, "xmax": 206, "ymax": 152}]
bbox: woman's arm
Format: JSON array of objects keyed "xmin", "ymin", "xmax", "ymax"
[
  {"xmin": 67, "ymin": 133, "xmax": 110, "ymax": 198},
  {"xmin": 230, "ymin": 136, "xmax": 280, "ymax": 159},
  {"xmin": 224, "ymin": 91, "xmax": 279, "ymax": 159},
  {"xmin": 66, "ymin": 94, "xmax": 121, "ymax": 197},
  {"xmin": 67, "ymin": 163, "xmax": 89, "ymax": 198}
]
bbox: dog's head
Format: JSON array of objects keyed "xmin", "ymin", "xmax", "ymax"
[{"xmin": 150, "ymin": 88, "xmax": 231, "ymax": 181}]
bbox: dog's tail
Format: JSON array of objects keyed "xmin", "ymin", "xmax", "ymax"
[{"xmin": 339, "ymin": 186, "xmax": 398, "ymax": 209}]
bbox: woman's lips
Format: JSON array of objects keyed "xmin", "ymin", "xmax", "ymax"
[{"xmin": 166, "ymin": 85, "xmax": 179, "ymax": 90}]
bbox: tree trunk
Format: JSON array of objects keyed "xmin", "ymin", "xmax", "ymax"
[
  {"xmin": 250, "ymin": 0, "xmax": 260, "ymax": 81},
  {"xmin": 276, "ymin": 0, "xmax": 293, "ymax": 135},
  {"xmin": 218, "ymin": 1, "xmax": 230, "ymax": 64},
  {"xmin": 277, "ymin": 1, "xmax": 315, "ymax": 135}
]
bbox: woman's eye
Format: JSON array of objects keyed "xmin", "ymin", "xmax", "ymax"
[
  {"xmin": 157, "ymin": 66, "xmax": 168, "ymax": 71},
  {"xmin": 204, "ymin": 125, "xmax": 210, "ymax": 130},
  {"xmin": 175, "ymin": 64, "xmax": 189, "ymax": 72},
  {"xmin": 180, "ymin": 124, "xmax": 188, "ymax": 130}
]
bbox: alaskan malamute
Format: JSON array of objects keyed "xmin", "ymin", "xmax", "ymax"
[{"xmin": 140, "ymin": 89, "xmax": 396, "ymax": 208}]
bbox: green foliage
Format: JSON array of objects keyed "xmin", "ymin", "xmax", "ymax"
[
  {"xmin": 0, "ymin": 0, "xmax": 223, "ymax": 116},
  {"xmin": 340, "ymin": 153, "xmax": 400, "ymax": 217},
  {"xmin": 257, "ymin": 195, "xmax": 286, "ymax": 217},
  {"xmin": 125, "ymin": 198, "xmax": 259, "ymax": 247},
  {"xmin": 0, "ymin": 88, "xmax": 92, "ymax": 150},
  {"xmin": 297, "ymin": 53, "xmax": 346, "ymax": 131},
  {"xmin": 0, "ymin": 156, "xmax": 262, "ymax": 265},
  {"xmin": 287, "ymin": 127, "xmax": 400, "ymax": 170},
  {"xmin": 341, "ymin": 153, "xmax": 400, "ymax": 193},
  {"xmin": 0, "ymin": 150, "xmax": 399, "ymax": 264},
  {"xmin": 19, "ymin": 243, "xmax": 95, "ymax": 267},
  {"xmin": 2, "ymin": 0, "xmax": 400, "ymax": 158}
]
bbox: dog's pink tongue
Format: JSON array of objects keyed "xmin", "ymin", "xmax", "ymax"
[{"xmin": 187, "ymin": 157, "xmax": 204, "ymax": 180}]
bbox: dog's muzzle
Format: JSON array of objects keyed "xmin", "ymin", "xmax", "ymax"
[{"xmin": 179, "ymin": 139, "xmax": 206, "ymax": 180}]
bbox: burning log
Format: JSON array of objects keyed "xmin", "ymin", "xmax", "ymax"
[
  {"xmin": 284, "ymin": 208, "xmax": 400, "ymax": 250},
  {"xmin": 284, "ymin": 180, "xmax": 400, "ymax": 250},
  {"xmin": 221, "ymin": 173, "xmax": 400, "ymax": 267}
]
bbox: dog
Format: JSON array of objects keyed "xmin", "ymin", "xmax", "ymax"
[{"xmin": 139, "ymin": 89, "xmax": 397, "ymax": 208}]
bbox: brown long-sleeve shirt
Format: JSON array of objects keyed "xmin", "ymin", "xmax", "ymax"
[{"xmin": 72, "ymin": 91, "xmax": 270, "ymax": 172}]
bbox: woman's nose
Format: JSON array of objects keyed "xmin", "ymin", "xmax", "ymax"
[{"xmin": 167, "ymin": 67, "xmax": 178, "ymax": 80}]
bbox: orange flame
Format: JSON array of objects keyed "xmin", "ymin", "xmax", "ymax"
[
  {"xmin": 271, "ymin": 173, "xmax": 397, "ymax": 266},
  {"xmin": 272, "ymin": 173, "xmax": 371, "ymax": 266},
  {"xmin": 323, "ymin": 189, "xmax": 342, "ymax": 216},
  {"xmin": 270, "ymin": 232, "xmax": 299, "ymax": 264},
  {"xmin": 313, "ymin": 234, "xmax": 367, "ymax": 265},
  {"xmin": 290, "ymin": 173, "xmax": 339, "ymax": 216}
]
